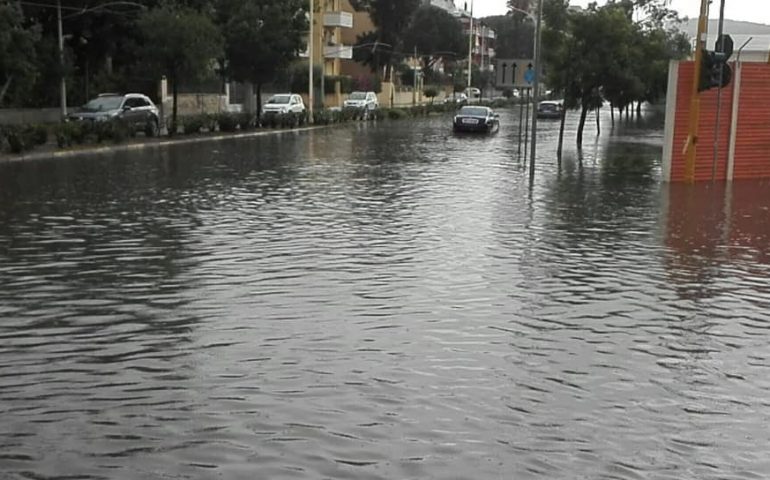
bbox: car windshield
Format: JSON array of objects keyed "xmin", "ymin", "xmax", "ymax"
[
  {"xmin": 82, "ymin": 96, "xmax": 123, "ymax": 111},
  {"xmin": 459, "ymin": 107, "xmax": 488, "ymax": 116},
  {"xmin": 539, "ymin": 102, "xmax": 560, "ymax": 110},
  {"xmin": 268, "ymin": 95, "xmax": 291, "ymax": 105},
  {"xmin": 349, "ymin": 92, "xmax": 367, "ymax": 100}
]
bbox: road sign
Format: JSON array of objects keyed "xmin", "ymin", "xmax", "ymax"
[{"xmin": 495, "ymin": 58, "xmax": 535, "ymax": 88}]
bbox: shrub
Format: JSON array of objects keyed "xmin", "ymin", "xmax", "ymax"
[
  {"xmin": 386, "ymin": 108, "xmax": 408, "ymax": 120},
  {"xmin": 180, "ymin": 114, "xmax": 208, "ymax": 135},
  {"xmin": 54, "ymin": 122, "xmax": 88, "ymax": 148},
  {"xmin": 235, "ymin": 112, "xmax": 254, "ymax": 130},
  {"xmin": 312, "ymin": 110, "xmax": 330, "ymax": 125},
  {"xmin": 88, "ymin": 118, "xmax": 131, "ymax": 143},
  {"xmin": 424, "ymin": 87, "xmax": 439, "ymax": 103},
  {"xmin": 0, "ymin": 124, "xmax": 49, "ymax": 154},
  {"xmin": 216, "ymin": 113, "xmax": 240, "ymax": 132}
]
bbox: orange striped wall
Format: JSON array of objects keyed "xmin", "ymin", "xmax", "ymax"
[
  {"xmin": 732, "ymin": 64, "xmax": 770, "ymax": 180},
  {"xmin": 669, "ymin": 62, "xmax": 734, "ymax": 182}
]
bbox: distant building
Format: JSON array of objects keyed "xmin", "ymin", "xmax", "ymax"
[{"xmin": 423, "ymin": 0, "xmax": 496, "ymax": 71}]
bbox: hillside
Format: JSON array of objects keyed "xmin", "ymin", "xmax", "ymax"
[{"xmin": 680, "ymin": 18, "xmax": 770, "ymax": 37}]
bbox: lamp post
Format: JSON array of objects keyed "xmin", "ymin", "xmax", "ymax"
[
  {"xmin": 56, "ymin": 0, "xmax": 146, "ymax": 121},
  {"xmin": 308, "ymin": 0, "xmax": 314, "ymax": 123},
  {"xmin": 466, "ymin": 0, "xmax": 474, "ymax": 90},
  {"xmin": 57, "ymin": 0, "xmax": 66, "ymax": 120}
]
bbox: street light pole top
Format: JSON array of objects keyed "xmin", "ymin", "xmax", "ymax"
[
  {"xmin": 508, "ymin": 6, "xmax": 536, "ymax": 21},
  {"xmin": 62, "ymin": 1, "xmax": 147, "ymax": 19}
]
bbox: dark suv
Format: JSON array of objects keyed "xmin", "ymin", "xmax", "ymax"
[{"xmin": 68, "ymin": 93, "xmax": 160, "ymax": 136}]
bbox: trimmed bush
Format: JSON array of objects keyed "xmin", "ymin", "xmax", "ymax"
[
  {"xmin": 54, "ymin": 122, "xmax": 87, "ymax": 148},
  {"xmin": 386, "ymin": 108, "xmax": 408, "ymax": 120},
  {"xmin": 235, "ymin": 112, "xmax": 254, "ymax": 130},
  {"xmin": 180, "ymin": 114, "xmax": 209, "ymax": 135},
  {"xmin": 215, "ymin": 113, "xmax": 240, "ymax": 132},
  {"xmin": 0, "ymin": 124, "xmax": 49, "ymax": 154}
]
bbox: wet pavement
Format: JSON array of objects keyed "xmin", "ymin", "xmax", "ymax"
[{"xmin": 1, "ymin": 108, "xmax": 770, "ymax": 479}]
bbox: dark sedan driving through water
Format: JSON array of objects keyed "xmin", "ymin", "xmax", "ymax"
[{"xmin": 452, "ymin": 106, "xmax": 500, "ymax": 134}]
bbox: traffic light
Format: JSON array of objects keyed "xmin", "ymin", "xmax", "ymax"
[
  {"xmin": 698, "ymin": 34, "xmax": 734, "ymax": 92},
  {"xmin": 699, "ymin": 51, "xmax": 732, "ymax": 92}
]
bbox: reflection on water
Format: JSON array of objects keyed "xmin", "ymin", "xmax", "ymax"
[{"xmin": 1, "ymin": 111, "xmax": 770, "ymax": 479}]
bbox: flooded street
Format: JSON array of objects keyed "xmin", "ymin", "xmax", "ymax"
[{"xmin": 1, "ymin": 109, "xmax": 770, "ymax": 479}]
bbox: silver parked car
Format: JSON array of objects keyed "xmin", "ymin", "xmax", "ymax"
[{"xmin": 68, "ymin": 93, "xmax": 160, "ymax": 136}]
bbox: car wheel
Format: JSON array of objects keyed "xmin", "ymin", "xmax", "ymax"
[{"xmin": 145, "ymin": 117, "xmax": 160, "ymax": 137}]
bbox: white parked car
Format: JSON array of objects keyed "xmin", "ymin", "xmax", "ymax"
[
  {"xmin": 464, "ymin": 87, "xmax": 481, "ymax": 99},
  {"xmin": 343, "ymin": 91, "xmax": 378, "ymax": 111},
  {"xmin": 262, "ymin": 94, "xmax": 306, "ymax": 115}
]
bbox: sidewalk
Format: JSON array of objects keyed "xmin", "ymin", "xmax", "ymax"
[{"xmin": 0, "ymin": 124, "xmax": 329, "ymax": 164}]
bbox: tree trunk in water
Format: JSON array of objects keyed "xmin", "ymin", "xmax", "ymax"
[
  {"xmin": 171, "ymin": 75, "xmax": 178, "ymax": 137},
  {"xmin": 577, "ymin": 103, "xmax": 588, "ymax": 148},
  {"xmin": 256, "ymin": 82, "xmax": 262, "ymax": 123},
  {"xmin": 636, "ymin": 100, "xmax": 642, "ymax": 117},
  {"xmin": 596, "ymin": 107, "xmax": 600, "ymax": 136},
  {"xmin": 0, "ymin": 76, "xmax": 12, "ymax": 105},
  {"xmin": 610, "ymin": 101, "xmax": 615, "ymax": 126},
  {"xmin": 557, "ymin": 105, "xmax": 567, "ymax": 163}
]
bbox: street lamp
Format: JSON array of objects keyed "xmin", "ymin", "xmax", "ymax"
[
  {"xmin": 56, "ymin": 0, "xmax": 146, "ymax": 120},
  {"xmin": 466, "ymin": 0, "xmax": 474, "ymax": 89}
]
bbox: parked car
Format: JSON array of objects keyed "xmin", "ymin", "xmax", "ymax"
[
  {"xmin": 464, "ymin": 87, "xmax": 481, "ymax": 99},
  {"xmin": 536, "ymin": 100, "xmax": 563, "ymax": 119},
  {"xmin": 68, "ymin": 93, "xmax": 160, "ymax": 136},
  {"xmin": 453, "ymin": 105, "xmax": 499, "ymax": 133},
  {"xmin": 262, "ymin": 94, "xmax": 306, "ymax": 116},
  {"xmin": 343, "ymin": 91, "xmax": 378, "ymax": 112},
  {"xmin": 444, "ymin": 92, "xmax": 468, "ymax": 105}
]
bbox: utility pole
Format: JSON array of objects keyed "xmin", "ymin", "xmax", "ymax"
[
  {"xmin": 684, "ymin": 0, "xmax": 710, "ymax": 183},
  {"xmin": 711, "ymin": 0, "xmax": 727, "ymax": 182},
  {"xmin": 308, "ymin": 0, "xmax": 315, "ymax": 123},
  {"xmin": 57, "ymin": 0, "xmax": 67, "ymax": 120},
  {"xmin": 413, "ymin": 46, "xmax": 418, "ymax": 106},
  {"xmin": 528, "ymin": 0, "xmax": 544, "ymax": 182},
  {"xmin": 467, "ymin": 0, "xmax": 474, "ymax": 90}
]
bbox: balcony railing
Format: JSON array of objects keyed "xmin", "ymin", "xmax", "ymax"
[
  {"xmin": 323, "ymin": 11, "xmax": 353, "ymax": 29},
  {"xmin": 324, "ymin": 44, "xmax": 353, "ymax": 59}
]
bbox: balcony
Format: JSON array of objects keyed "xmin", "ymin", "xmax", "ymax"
[
  {"xmin": 323, "ymin": 11, "xmax": 353, "ymax": 29},
  {"xmin": 324, "ymin": 44, "xmax": 353, "ymax": 59}
]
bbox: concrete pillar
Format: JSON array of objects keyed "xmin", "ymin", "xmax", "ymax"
[{"xmin": 661, "ymin": 61, "xmax": 680, "ymax": 183}]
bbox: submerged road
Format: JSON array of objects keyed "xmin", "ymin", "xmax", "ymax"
[{"xmin": 1, "ymin": 108, "xmax": 770, "ymax": 479}]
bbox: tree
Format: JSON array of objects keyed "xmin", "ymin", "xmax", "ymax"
[
  {"xmin": 0, "ymin": 0, "xmax": 40, "ymax": 105},
  {"xmin": 137, "ymin": 5, "xmax": 223, "ymax": 133},
  {"xmin": 369, "ymin": 0, "xmax": 420, "ymax": 78},
  {"xmin": 402, "ymin": 6, "xmax": 466, "ymax": 71},
  {"xmin": 483, "ymin": 15, "xmax": 534, "ymax": 59},
  {"xmin": 216, "ymin": 0, "xmax": 307, "ymax": 121}
]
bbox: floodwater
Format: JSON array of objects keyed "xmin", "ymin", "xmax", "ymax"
[{"xmin": 1, "ymin": 108, "xmax": 770, "ymax": 479}]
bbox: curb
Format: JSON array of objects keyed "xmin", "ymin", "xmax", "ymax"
[{"xmin": 0, "ymin": 125, "xmax": 330, "ymax": 164}]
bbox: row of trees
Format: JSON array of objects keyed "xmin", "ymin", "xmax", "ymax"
[
  {"xmin": 540, "ymin": 0, "xmax": 690, "ymax": 147},
  {"xmin": 0, "ymin": 0, "xmax": 308, "ymax": 128}
]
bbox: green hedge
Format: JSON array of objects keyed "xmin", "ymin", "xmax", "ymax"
[{"xmin": 0, "ymin": 124, "xmax": 48, "ymax": 154}]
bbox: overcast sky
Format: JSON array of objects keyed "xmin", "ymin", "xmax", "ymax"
[{"xmin": 471, "ymin": 0, "xmax": 770, "ymax": 25}]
